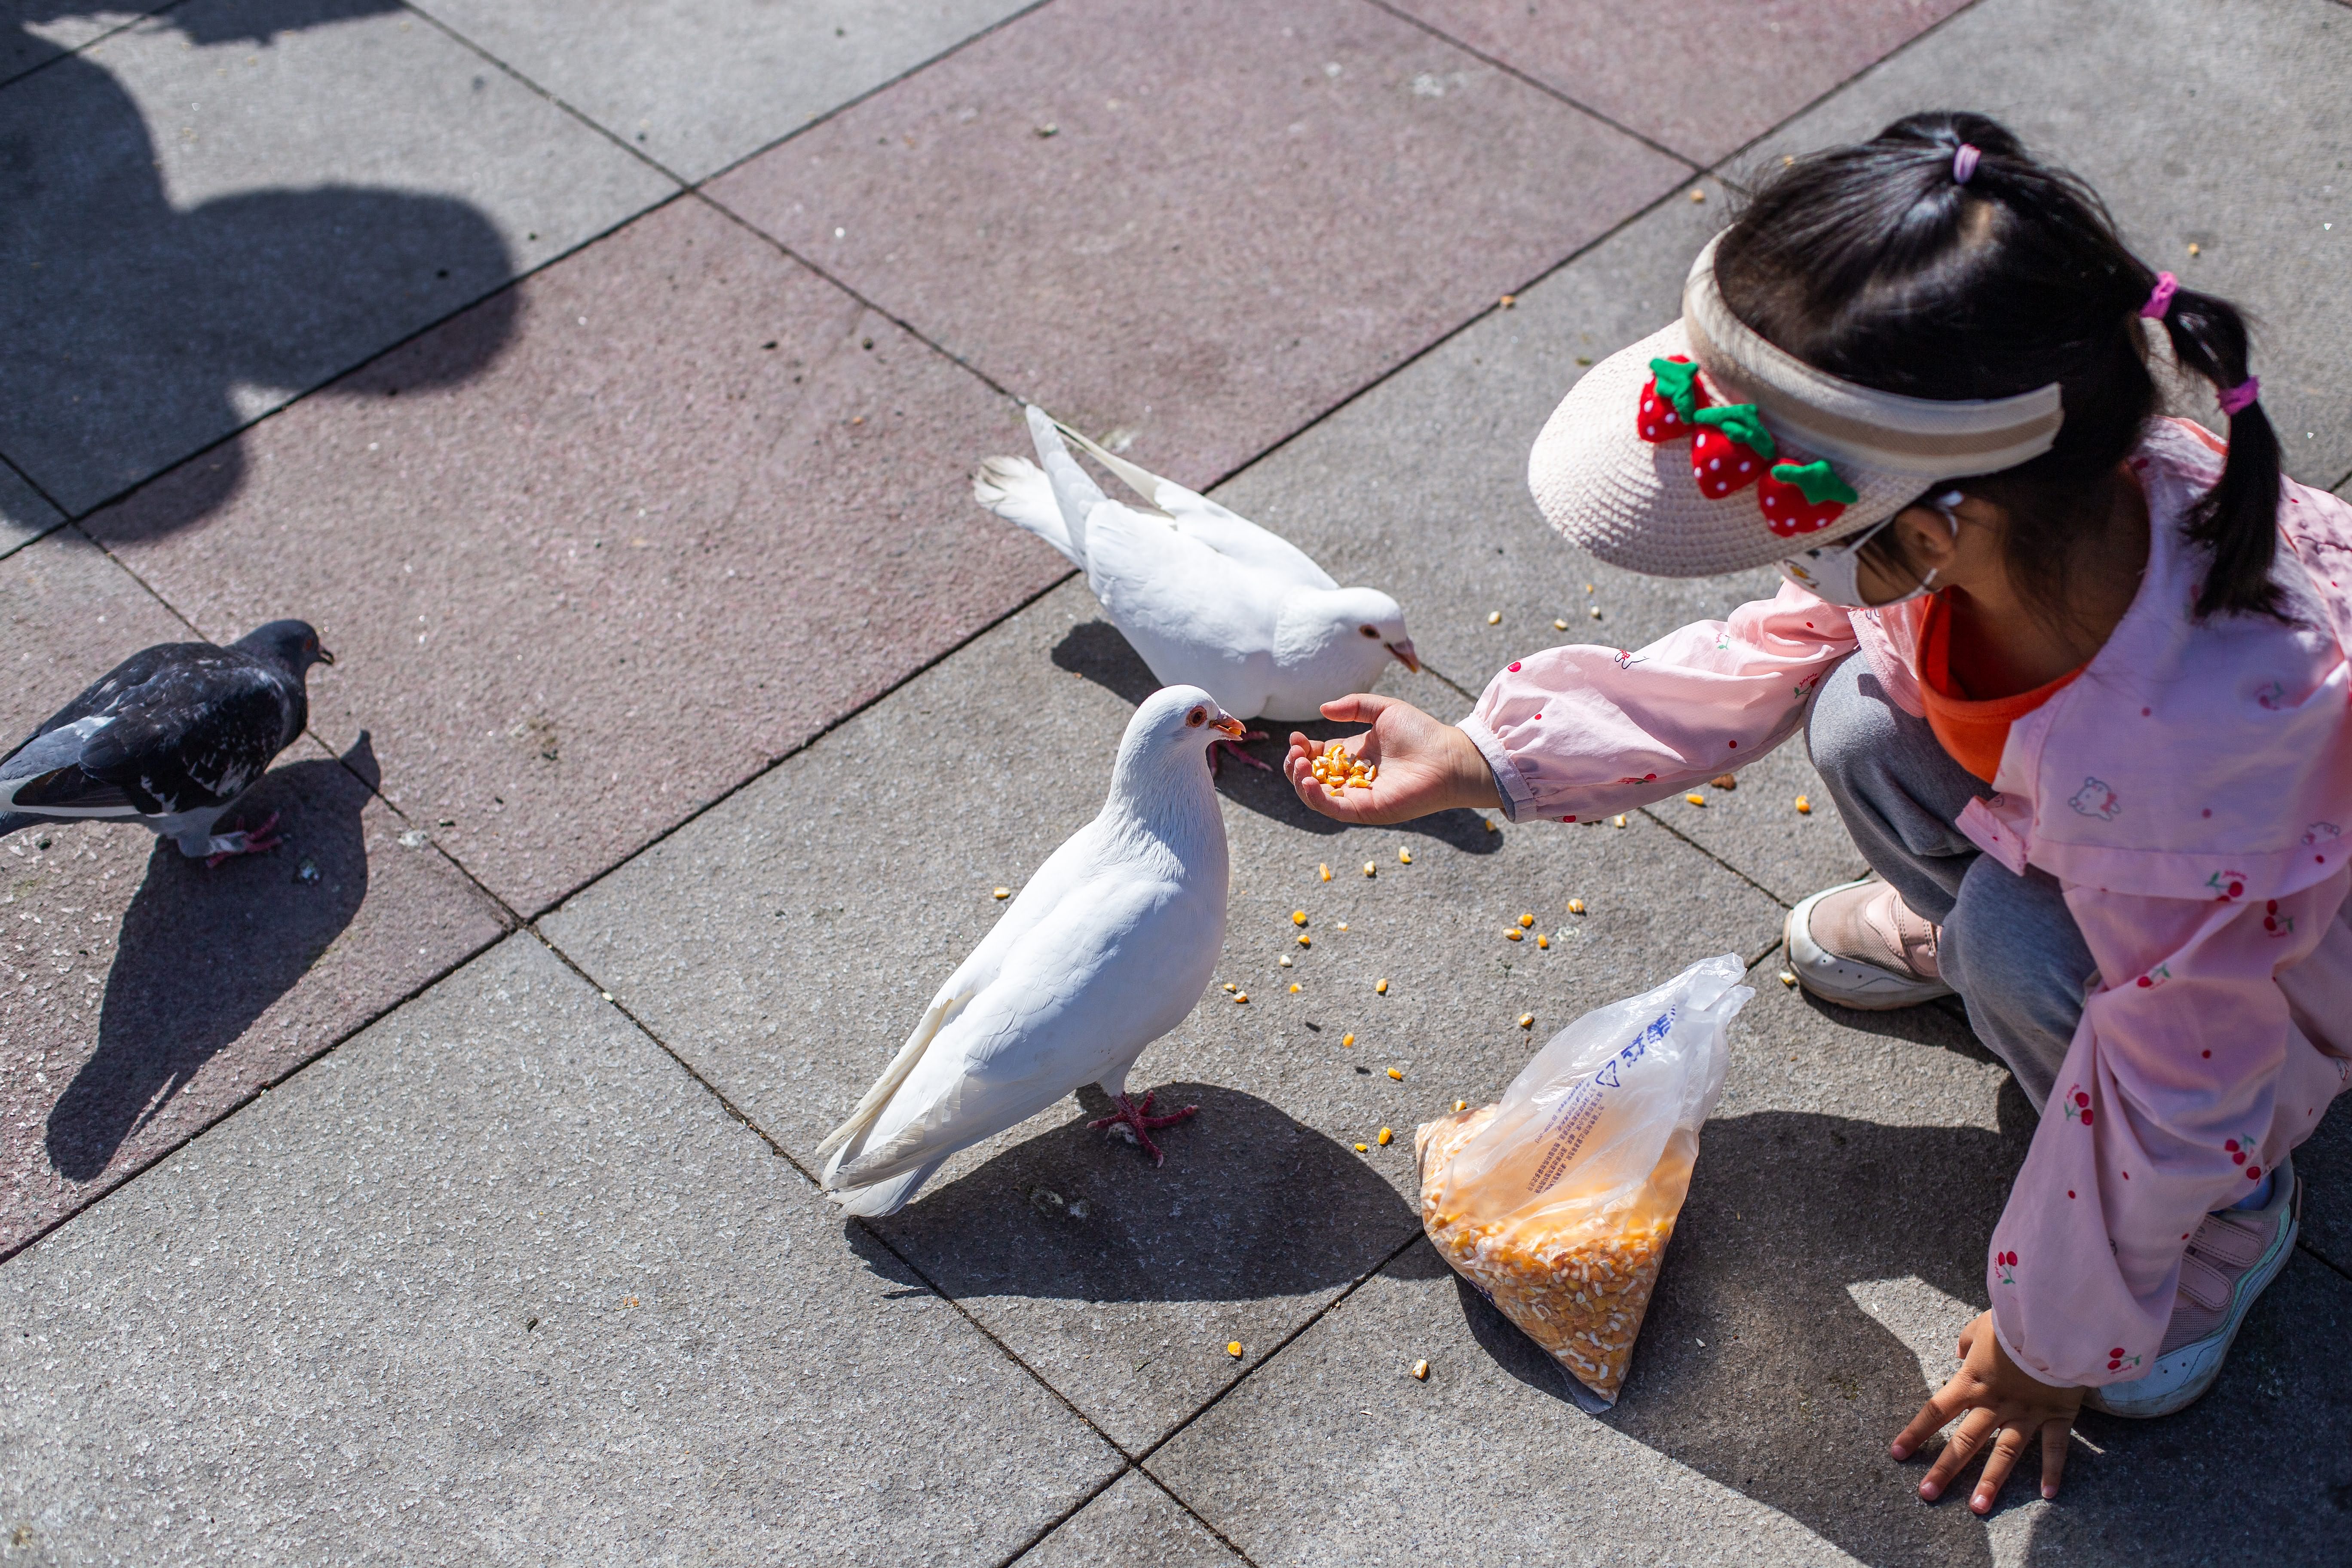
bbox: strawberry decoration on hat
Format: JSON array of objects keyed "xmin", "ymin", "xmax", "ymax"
[
  {"xmin": 1636, "ymin": 357, "xmax": 1855, "ymax": 536},
  {"xmin": 1756, "ymin": 459, "xmax": 1859, "ymax": 537}
]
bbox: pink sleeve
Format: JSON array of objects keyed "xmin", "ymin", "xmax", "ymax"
[
  {"xmin": 1988, "ymin": 868, "xmax": 2352, "ymax": 1387},
  {"xmin": 1458, "ymin": 582, "xmax": 1858, "ymax": 822}
]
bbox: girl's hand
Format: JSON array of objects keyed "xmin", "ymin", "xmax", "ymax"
[
  {"xmin": 1283, "ymin": 694, "xmax": 1501, "ymax": 825},
  {"xmin": 1893, "ymin": 1311, "xmax": 2083, "ymax": 1513}
]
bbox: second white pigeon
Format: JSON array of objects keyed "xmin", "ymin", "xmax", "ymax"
[
  {"xmin": 974, "ymin": 407, "xmax": 1418, "ymax": 765},
  {"xmin": 817, "ymin": 685, "xmax": 1241, "ymax": 1218}
]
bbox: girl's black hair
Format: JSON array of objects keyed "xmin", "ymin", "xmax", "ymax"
[{"xmin": 1715, "ymin": 110, "xmax": 2282, "ymax": 621}]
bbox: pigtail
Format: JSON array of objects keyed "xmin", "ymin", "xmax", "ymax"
[{"xmin": 2151, "ymin": 284, "xmax": 2283, "ymax": 618}]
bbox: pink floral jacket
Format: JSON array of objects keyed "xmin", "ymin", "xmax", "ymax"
[{"xmin": 1459, "ymin": 421, "xmax": 2352, "ymax": 1386}]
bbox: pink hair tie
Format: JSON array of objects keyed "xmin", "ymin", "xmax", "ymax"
[
  {"xmin": 2140, "ymin": 271, "xmax": 2178, "ymax": 319},
  {"xmin": 2217, "ymin": 376, "xmax": 2260, "ymax": 416},
  {"xmin": 1951, "ymin": 144, "xmax": 1980, "ymax": 184}
]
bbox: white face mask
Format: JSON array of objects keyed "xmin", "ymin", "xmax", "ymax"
[{"xmin": 1775, "ymin": 492, "xmax": 1963, "ymax": 608}]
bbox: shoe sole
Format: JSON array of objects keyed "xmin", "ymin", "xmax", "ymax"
[
  {"xmin": 2083, "ymin": 1164, "xmax": 2300, "ymax": 1419},
  {"xmin": 1782, "ymin": 880, "xmax": 1957, "ymax": 1011}
]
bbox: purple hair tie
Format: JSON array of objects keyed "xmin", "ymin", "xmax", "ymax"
[
  {"xmin": 2217, "ymin": 376, "xmax": 2260, "ymax": 416},
  {"xmin": 1951, "ymin": 144, "xmax": 1980, "ymax": 184},
  {"xmin": 2140, "ymin": 271, "xmax": 2178, "ymax": 319}
]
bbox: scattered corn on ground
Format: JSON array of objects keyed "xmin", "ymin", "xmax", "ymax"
[
  {"xmin": 1412, "ymin": 1358, "xmax": 1430, "ymax": 1380},
  {"xmin": 1536, "ymin": 933, "xmax": 1550, "ymax": 949},
  {"xmin": 1518, "ymin": 1013, "xmax": 1535, "ymax": 1029},
  {"xmin": 1341, "ymin": 1033, "xmax": 1356, "ymax": 1047},
  {"xmin": 1356, "ymin": 1142, "xmax": 1369, "ymax": 1153},
  {"xmin": 1684, "ymin": 793, "xmax": 1707, "ymax": 807},
  {"xmin": 1612, "ymin": 815, "xmax": 1627, "ymax": 828},
  {"xmin": 1320, "ymin": 862, "xmax": 1333, "ymax": 881},
  {"xmin": 1311, "ymin": 741, "xmax": 1377, "ymax": 797},
  {"xmin": 1378, "ymin": 1127, "xmax": 1393, "ymax": 1145},
  {"xmin": 992, "ymin": 887, "xmax": 1010, "ymax": 900},
  {"xmin": 1226, "ymin": 1341, "xmax": 1243, "ymax": 1357},
  {"xmin": 1505, "ymin": 928, "xmax": 1523, "ymax": 942},
  {"xmin": 1568, "ymin": 899, "xmax": 1586, "ymax": 915},
  {"xmin": 1292, "ymin": 910, "xmax": 1308, "ymax": 926},
  {"xmin": 1487, "ymin": 610, "xmax": 1502, "ymax": 625},
  {"xmin": 1517, "ymin": 913, "xmax": 1535, "ymax": 928},
  {"xmin": 1795, "ymin": 795, "xmax": 1812, "ymax": 814},
  {"xmin": 1554, "ymin": 618, "xmax": 1569, "ymax": 631},
  {"xmin": 1780, "ymin": 970, "xmax": 1799, "ymax": 987},
  {"xmin": 1363, "ymin": 861, "xmax": 1377, "ymax": 877},
  {"xmin": 1418, "ymin": 1106, "xmax": 1675, "ymax": 1402},
  {"xmin": 1387, "ymin": 1066, "xmax": 1404, "ymax": 1081},
  {"xmin": 1375, "ymin": 978, "xmax": 1389, "ymax": 994},
  {"xmin": 1399, "ymin": 848, "xmax": 1412, "ymax": 864}
]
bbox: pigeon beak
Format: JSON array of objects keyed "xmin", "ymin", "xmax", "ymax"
[
  {"xmin": 1385, "ymin": 639, "xmax": 1421, "ymax": 674},
  {"xmin": 1212, "ymin": 713, "xmax": 1248, "ymax": 739},
  {"xmin": 317, "ymin": 647, "xmax": 336, "ymax": 666}
]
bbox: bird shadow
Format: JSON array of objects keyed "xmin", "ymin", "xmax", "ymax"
[
  {"xmin": 3, "ymin": 0, "xmax": 514, "ymax": 528},
  {"xmin": 1049, "ymin": 620, "xmax": 1498, "ymax": 853},
  {"xmin": 43, "ymin": 735, "xmax": 378, "ymax": 1182},
  {"xmin": 846, "ymin": 1081, "xmax": 1431, "ymax": 1304}
]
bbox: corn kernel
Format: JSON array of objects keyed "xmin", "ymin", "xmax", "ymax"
[
  {"xmin": 1290, "ymin": 983, "xmax": 1302, "ymax": 993},
  {"xmin": 1519, "ymin": 1013, "xmax": 1536, "ymax": 1029},
  {"xmin": 992, "ymin": 887, "xmax": 1010, "ymax": 900},
  {"xmin": 1378, "ymin": 1127, "xmax": 1393, "ymax": 1145},
  {"xmin": 1568, "ymin": 899, "xmax": 1586, "ymax": 915},
  {"xmin": 1487, "ymin": 610, "xmax": 1502, "ymax": 625},
  {"xmin": 1779, "ymin": 970, "xmax": 1799, "ymax": 987},
  {"xmin": 1689, "ymin": 187, "xmax": 1706, "ymax": 203},
  {"xmin": 1297, "ymin": 934, "xmax": 1311, "ymax": 947},
  {"xmin": 1355, "ymin": 1143, "xmax": 1369, "ymax": 1153},
  {"xmin": 1612, "ymin": 814, "xmax": 1627, "ymax": 828},
  {"xmin": 1412, "ymin": 1359, "xmax": 1430, "ymax": 1380},
  {"xmin": 1387, "ymin": 1067, "xmax": 1404, "ymax": 1081},
  {"xmin": 1336, "ymin": 922, "xmax": 1348, "ymax": 931},
  {"xmin": 1684, "ymin": 793, "xmax": 1706, "ymax": 807},
  {"xmin": 1589, "ymin": 606, "xmax": 1603, "ymax": 619},
  {"xmin": 1455, "ymin": 1100, "xmax": 1467, "ymax": 1112},
  {"xmin": 1505, "ymin": 928, "xmax": 1523, "ymax": 941},
  {"xmin": 1554, "ymin": 618, "xmax": 1569, "ymax": 631},
  {"xmin": 1222, "ymin": 982, "xmax": 1236, "ymax": 992},
  {"xmin": 1794, "ymin": 795, "xmax": 1811, "ymax": 814},
  {"xmin": 1517, "ymin": 913, "xmax": 1534, "ymax": 928},
  {"xmin": 1363, "ymin": 861, "xmax": 1377, "ymax": 876},
  {"xmin": 1292, "ymin": 910, "xmax": 1308, "ymax": 926},
  {"xmin": 1279, "ymin": 956, "xmax": 1293, "ymax": 967},
  {"xmin": 1341, "ymin": 1033, "xmax": 1356, "ymax": 1047},
  {"xmin": 1375, "ymin": 978, "xmax": 1388, "ymax": 995},
  {"xmin": 1536, "ymin": 934, "xmax": 1550, "ymax": 949},
  {"xmin": 1399, "ymin": 848, "xmax": 1411, "ymax": 864},
  {"xmin": 1233, "ymin": 992, "xmax": 1249, "ymax": 1004},
  {"xmin": 1320, "ymin": 862, "xmax": 1333, "ymax": 881},
  {"xmin": 1485, "ymin": 817, "xmax": 1498, "ymax": 833},
  {"xmin": 1227, "ymin": 1341, "xmax": 1243, "ymax": 1357}
]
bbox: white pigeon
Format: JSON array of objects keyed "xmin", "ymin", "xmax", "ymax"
[
  {"xmin": 817, "ymin": 685, "xmax": 1241, "ymax": 1217},
  {"xmin": 974, "ymin": 407, "xmax": 1418, "ymax": 769}
]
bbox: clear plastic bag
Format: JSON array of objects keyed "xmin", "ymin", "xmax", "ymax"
[{"xmin": 1416, "ymin": 954, "xmax": 1753, "ymax": 1405}]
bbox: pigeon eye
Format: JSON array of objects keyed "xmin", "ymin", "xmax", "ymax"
[
  {"xmin": 1359, "ymin": 624, "xmax": 1378, "ymax": 638},
  {"xmin": 1186, "ymin": 707, "xmax": 1206, "ymax": 727}
]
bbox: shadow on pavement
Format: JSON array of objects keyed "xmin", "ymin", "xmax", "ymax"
[
  {"xmin": 851, "ymin": 1081, "xmax": 1426, "ymax": 1303},
  {"xmin": 44, "ymin": 735, "xmax": 379, "ymax": 1180},
  {"xmin": 1448, "ymin": 1094, "xmax": 2352, "ymax": 1566},
  {"xmin": 0, "ymin": 1, "xmax": 514, "ymax": 520},
  {"xmin": 1050, "ymin": 619, "xmax": 1499, "ymax": 851}
]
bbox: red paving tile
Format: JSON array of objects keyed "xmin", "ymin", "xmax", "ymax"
[
  {"xmin": 0, "ymin": 536, "xmax": 508, "ymax": 1255},
  {"xmin": 707, "ymin": 0, "xmax": 1684, "ymax": 490},
  {"xmin": 84, "ymin": 197, "xmax": 1064, "ymax": 915},
  {"xmin": 1387, "ymin": 0, "xmax": 1972, "ymax": 165}
]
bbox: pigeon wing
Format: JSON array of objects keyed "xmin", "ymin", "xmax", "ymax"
[
  {"xmin": 67, "ymin": 660, "xmax": 292, "ymax": 816},
  {"xmin": 1082, "ymin": 503, "xmax": 1279, "ymax": 712},
  {"xmin": 1051, "ymin": 417, "xmax": 1336, "ymax": 591}
]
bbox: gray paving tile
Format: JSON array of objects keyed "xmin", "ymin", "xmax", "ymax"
[
  {"xmin": 0, "ymin": 0, "xmax": 674, "ymax": 514},
  {"xmin": 0, "ymin": 933, "xmax": 1120, "ymax": 1565},
  {"xmin": 1206, "ymin": 175, "xmax": 1866, "ymax": 905},
  {"xmin": 1020, "ymin": 1470, "xmax": 1242, "ymax": 1568},
  {"xmin": 0, "ymin": 4, "xmax": 145, "ymax": 89},
  {"xmin": 541, "ymin": 575, "xmax": 1787, "ymax": 1450},
  {"xmin": 1739, "ymin": 0, "xmax": 2352, "ymax": 489},
  {"xmin": 2297, "ymin": 1100, "xmax": 2352, "ymax": 1276},
  {"xmin": 1149, "ymin": 956, "xmax": 2352, "ymax": 1568},
  {"xmin": 413, "ymin": 0, "xmax": 1037, "ymax": 182},
  {"xmin": 0, "ymin": 459, "xmax": 62, "ymax": 557}
]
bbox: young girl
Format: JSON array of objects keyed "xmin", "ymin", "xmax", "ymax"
[{"xmin": 1284, "ymin": 113, "xmax": 2352, "ymax": 1515}]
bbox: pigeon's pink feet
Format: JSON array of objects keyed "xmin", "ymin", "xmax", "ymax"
[
  {"xmin": 1210, "ymin": 732, "xmax": 1271, "ymax": 775},
  {"xmin": 204, "ymin": 810, "xmax": 282, "ymax": 868},
  {"xmin": 1087, "ymin": 1090, "xmax": 1199, "ymax": 1167}
]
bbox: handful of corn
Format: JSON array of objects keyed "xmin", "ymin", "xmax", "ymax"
[
  {"xmin": 1309, "ymin": 740, "xmax": 1376, "ymax": 796},
  {"xmin": 1417, "ymin": 1105, "xmax": 1684, "ymax": 1404}
]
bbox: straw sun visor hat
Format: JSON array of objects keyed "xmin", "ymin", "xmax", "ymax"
[{"xmin": 1527, "ymin": 233, "xmax": 2065, "ymax": 577}]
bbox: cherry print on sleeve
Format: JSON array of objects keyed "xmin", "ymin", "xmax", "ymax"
[{"xmin": 2062, "ymin": 1084, "xmax": 2094, "ymax": 1127}]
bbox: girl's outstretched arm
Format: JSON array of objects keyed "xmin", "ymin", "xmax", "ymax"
[{"xmin": 1283, "ymin": 694, "xmax": 1501, "ymax": 825}]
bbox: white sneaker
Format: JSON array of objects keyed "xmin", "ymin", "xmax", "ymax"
[
  {"xmin": 1784, "ymin": 877, "xmax": 1955, "ymax": 1010},
  {"xmin": 2082, "ymin": 1155, "xmax": 2300, "ymax": 1418}
]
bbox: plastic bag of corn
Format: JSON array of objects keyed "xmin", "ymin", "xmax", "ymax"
[{"xmin": 1417, "ymin": 954, "xmax": 1752, "ymax": 1406}]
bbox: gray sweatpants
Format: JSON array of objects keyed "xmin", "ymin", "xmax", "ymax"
[{"xmin": 1804, "ymin": 652, "xmax": 2096, "ymax": 1113}]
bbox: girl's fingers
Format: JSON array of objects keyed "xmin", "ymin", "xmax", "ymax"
[
  {"xmin": 1919, "ymin": 1408, "xmax": 1995, "ymax": 1501},
  {"xmin": 1891, "ymin": 1383, "xmax": 1965, "ymax": 1461},
  {"xmin": 1971, "ymin": 1424, "xmax": 2028, "ymax": 1514},
  {"xmin": 2037, "ymin": 1419, "xmax": 2071, "ymax": 1501},
  {"xmin": 1318, "ymin": 693, "xmax": 1392, "ymax": 723}
]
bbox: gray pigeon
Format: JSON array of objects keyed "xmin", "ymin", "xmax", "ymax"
[{"xmin": 0, "ymin": 620, "xmax": 334, "ymax": 862}]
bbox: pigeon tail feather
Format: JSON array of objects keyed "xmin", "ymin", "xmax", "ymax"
[
  {"xmin": 973, "ymin": 455, "xmax": 1082, "ymax": 566},
  {"xmin": 815, "ymin": 992, "xmax": 964, "ymax": 1164},
  {"xmin": 1025, "ymin": 404, "xmax": 1109, "ymax": 563},
  {"xmin": 828, "ymin": 1158, "xmax": 944, "ymax": 1218},
  {"xmin": 1049, "ymin": 416, "xmax": 1188, "ymax": 514}
]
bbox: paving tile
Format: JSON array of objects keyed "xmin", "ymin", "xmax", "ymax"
[
  {"xmin": 2297, "ymin": 1099, "xmax": 2351, "ymax": 1276},
  {"xmin": 1149, "ymin": 957, "xmax": 2352, "ymax": 1568},
  {"xmin": 83, "ymin": 196, "xmax": 1062, "ymax": 916},
  {"xmin": 0, "ymin": 3, "xmax": 145, "ymax": 89},
  {"xmin": 1386, "ymin": 0, "xmax": 1969, "ymax": 166},
  {"xmin": 0, "ymin": 534, "xmax": 511, "ymax": 1256},
  {"xmin": 0, "ymin": 0, "xmax": 674, "ymax": 515},
  {"xmin": 0, "ymin": 934, "xmax": 1120, "ymax": 1565},
  {"xmin": 1020, "ymin": 1470, "xmax": 1243, "ymax": 1568},
  {"xmin": 0, "ymin": 459, "xmax": 63, "ymax": 558},
  {"xmin": 1205, "ymin": 175, "xmax": 1864, "ymax": 906},
  {"xmin": 1741, "ymin": 0, "xmax": 2352, "ymax": 489},
  {"xmin": 707, "ymin": 0, "xmax": 1687, "ymax": 491},
  {"xmin": 540, "ymin": 574, "xmax": 1786, "ymax": 1450},
  {"xmin": 412, "ymin": 0, "xmax": 1038, "ymax": 182}
]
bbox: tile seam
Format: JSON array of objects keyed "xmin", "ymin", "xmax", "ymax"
[
  {"xmin": 1633, "ymin": 802, "xmax": 1798, "ymax": 911},
  {"xmin": 984, "ymin": 1463, "xmax": 1142, "ymax": 1568},
  {"xmin": 1352, "ymin": 0, "xmax": 1706, "ymax": 173},
  {"xmin": 1122, "ymin": 1465, "xmax": 1271, "ymax": 1568},
  {"xmin": 0, "ymin": 0, "xmax": 184, "ymax": 95},
  {"xmin": 2300, "ymin": 1238, "xmax": 2352, "ymax": 1286},
  {"xmin": 0, "ymin": 447, "xmax": 69, "ymax": 522}
]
